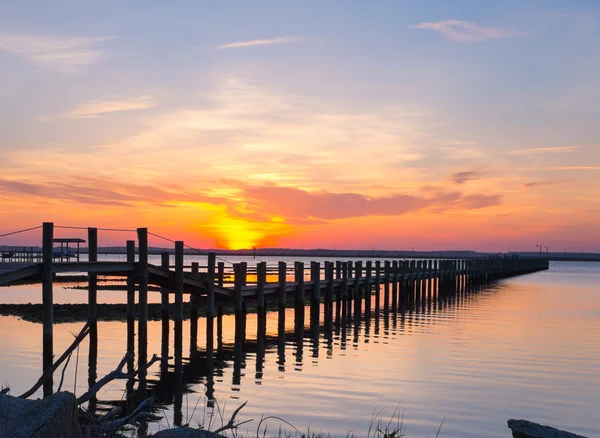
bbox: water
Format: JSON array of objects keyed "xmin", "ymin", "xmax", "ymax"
[{"xmin": 0, "ymin": 260, "xmax": 599, "ymax": 437}]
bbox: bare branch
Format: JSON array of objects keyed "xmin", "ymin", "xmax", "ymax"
[
  {"xmin": 56, "ymin": 352, "xmax": 73, "ymax": 392},
  {"xmin": 213, "ymin": 401, "xmax": 248, "ymax": 434},
  {"xmin": 77, "ymin": 354, "xmax": 130, "ymax": 405},
  {"xmin": 77, "ymin": 353, "xmax": 160, "ymax": 405},
  {"xmin": 98, "ymin": 397, "xmax": 153, "ymax": 434},
  {"xmin": 19, "ymin": 321, "xmax": 92, "ymax": 399}
]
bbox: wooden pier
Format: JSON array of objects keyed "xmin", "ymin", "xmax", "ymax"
[{"xmin": 0, "ymin": 222, "xmax": 549, "ymax": 400}]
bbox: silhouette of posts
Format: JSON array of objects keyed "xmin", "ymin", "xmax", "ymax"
[
  {"xmin": 137, "ymin": 227, "xmax": 149, "ymax": 397},
  {"xmin": 87, "ymin": 227, "xmax": 98, "ymax": 414},
  {"xmin": 42, "ymin": 222, "xmax": 54, "ymax": 398}
]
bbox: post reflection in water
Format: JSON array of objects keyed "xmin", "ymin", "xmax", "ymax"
[{"xmin": 83, "ymin": 271, "xmax": 501, "ymax": 430}]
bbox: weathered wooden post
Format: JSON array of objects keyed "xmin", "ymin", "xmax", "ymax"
[
  {"xmin": 174, "ymin": 242, "xmax": 184, "ymax": 324},
  {"xmin": 374, "ymin": 260, "xmax": 381, "ymax": 312},
  {"xmin": 137, "ymin": 227, "xmax": 149, "ymax": 396},
  {"xmin": 217, "ymin": 261, "xmax": 224, "ymax": 352},
  {"xmin": 325, "ymin": 261, "xmax": 334, "ymax": 310},
  {"xmin": 42, "ymin": 222, "xmax": 54, "ymax": 397},
  {"xmin": 207, "ymin": 253, "xmax": 216, "ymax": 317},
  {"xmin": 256, "ymin": 261, "xmax": 266, "ymax": 314},
  {"xmin": 160, "ymin": 252, "xmax": 170, "ymax": 321},
  {"xmin": 278, "ymin": 261, "xmax": 287, "ymax": 331},
  {"xmin": 87, "ymin": 227, "xmax": 98, "ymax": 320},
  {"xmin": 295, "ymin": 261, "xmax": 305, "ymax": 317},
  {"xmin": 384, "ymin": 261, "xmax": 390, "ymax": 312},
  {"xmin": 365, "ymin": 261, "xmax": 372, "ymax": 318},
  {"xmin": 87, "ymin": 227, "xmax": 98, "ymax": 411},
  {"xmin": 190, "ymin": 261, "xmax": 200, "ymax": 320},
  {"xmin": 354, "ymin": 261, "xmax": 362, "ymax": 321},
  {"xmin": 126, "ymin": 241, "xmax": 136, "ymax": 323},
  {"xmin": 391, "ymin": 260, "xmax": 398, "ymax": 312},
  {"xmin": 190, "ymin": 261, "xmax": 199, "ymax": 355},
  {"xmin": 346, "ymin": 261, "xmax": 353, "ymax": 319},
  {"xmin": 311, "ymin": 261, "xmax": 321, "ymax": 328}
]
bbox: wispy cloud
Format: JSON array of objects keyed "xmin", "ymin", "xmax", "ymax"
[
  {"xmin": 450, "ymin": 170, "xmax": 486, "ymax": 184},
  {"xmin": 61, "ymin": 96, "xmax": 155, "ymax": 118},
  {"xmin": 550, "ymin": 166, "xmax": 600, "ymax": 171},
  {"xmin": 410, "ymin": 20, "xmax": 525, "ymax": 43},
  {"xmin": 522, "ymin": 180, "xmax": 568, "ymax": 190},
  {"xmin": 508, "ymin": 146, "xmax": 576, "ymax": 155},
  {"xmin": 216, "ymin": 36, "xmax": 300, "ymax": 49},
  {"xmin": 0, "ymin": 33, "xmax": 114, "ymax": 74}
]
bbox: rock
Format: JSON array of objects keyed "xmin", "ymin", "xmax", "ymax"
[
  {"xmin": 0, "ymin": 391, "xmax": 79, "ymax": 438},
  {"xmin": 507, "ymin": 419, "xmax": 587, "ymax": 438},
  {"xmin": 151, "ymin": 428, "xmax": 227, "ymax": 438}
]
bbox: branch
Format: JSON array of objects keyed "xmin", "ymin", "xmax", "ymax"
[
  {"xmin": 77, "ymin": 353, "xmax": 160, "ymax": 405},
  {"xmin": 98, "ymin": 397, "xmax": 153, "ymax": 434},
  {"xmin": 19, "ymin": 321, "xmax": 92, "ymax": 399},
  {"xmin": 213, "ymin": 401, "xmax": 248, "ymax": 434},
  {"xmin": 56, "ymin": 352, "xmax": 73, "ymax": 392},
  {"xmin": 77, "ymin": 354, "xmax": 130, "ymax": 405}
]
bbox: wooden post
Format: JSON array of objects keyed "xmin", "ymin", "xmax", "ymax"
[
  {"xmin": 326, "ymin": 261, "xmax": 334, "ymax": 308},
  {"xmin": 391, "ymin": 261, "xmax": 398, "ymax": 311},
  {"xmin": 87, "ymin": 227, "xmax": 98, "ymax": 411},
  {"xmin": 374, "ymin": 261, "xmax": 381, "ymax": 311},
  {"xmin": 295, "ymin": 262, "xmax": 305, "ymax": 312},
  {"xmin": 217, "ymin": 261, "xmax": 224, "ymax": 352},
  {"xmin": 87, "ymin": 227, "xmax": 98, "ymax": 321},
  {"xmin": 256, "ymin": 261, "xmax": 266, "ymax": 313},
  {"xmin": 354, "ymin": 261, "xmax": 362, "ymax": 317},
  {"xmin": 203, "ymin": 253, "xmax": 214, "ymax": 315},
  {"xmin": 311, "ymin": 261, "xmax": 320, "ymax": 327},
  {"xmin": 278, "ymin": 261, "xmax": 287, "ymax": 314},
  {"xmin": 191, "ymin": 261, "xmax": 200, "ymax": 320},
  {"xmin": 126, "ymin": 241, "xmax": 136, "ymax": 322},
  {"xmin": 365, "ymin": 261, "xmax": 372, "ymax": 318},
  {"xmin": 137, "ymin": 227, "xmax": 149, "ymax": 396},
  {"xmin": 384, "ymin": 261, "xmax": 390, "ymax": 311},
  {"xmin": 347, "ymin": 261, "xmax": 354, "ymax": 318},
  {"xmin": 233, "ymin": 263, "xmax": 244, "ymax": 325},
  {"xmin": 160, "ymin": 252, "xmax": 170, "ymax": 321},
  {"xmin": 174, "ymin": 241, "xmax": 184, "ymax": 324},
  {"xmin": 42, "ymin": 222, "xmax": 54, "ymax": 397}
]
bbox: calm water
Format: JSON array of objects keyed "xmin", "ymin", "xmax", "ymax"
[{"xmin": 1, "ymin": 260, "xmax": 599, "ymax": 437}]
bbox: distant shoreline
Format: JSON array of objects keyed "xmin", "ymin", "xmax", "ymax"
[{"xmin": 1, "ymin": 245, "xmax": 599, "ymax": 261}]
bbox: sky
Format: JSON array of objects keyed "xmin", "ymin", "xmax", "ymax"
[{"xmin": 0, "ymin": 1, "xmax": 599, "ymax": 252}]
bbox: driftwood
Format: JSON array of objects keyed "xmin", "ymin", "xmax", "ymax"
[
  {"xmin": 98, "ymin": 396, "xmax": 154, "ymax": 434},
  {"xmin": 77, "ymin": 353, "xmax": 160, "ymax": 404},
  {"xmin": 19, "ymin": 320, "xmax": 93, "ymax": 399}
]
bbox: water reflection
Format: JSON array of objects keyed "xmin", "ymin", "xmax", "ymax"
[{"xmin": 77, "ymin": 273, "xmax": 502, "ymax": 429}]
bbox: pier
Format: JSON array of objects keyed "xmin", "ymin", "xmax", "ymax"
[{"xmin": 0, "ymin": 222, "xmax": 549, "ymax": 402}]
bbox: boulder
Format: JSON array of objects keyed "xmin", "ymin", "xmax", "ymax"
[
  {"xmin": 507, "ymin": 419, "xmax": 587, "ymax": 438},
  {"xmin": 0, "ymin": 392, "xmax": 79, "ymax": 438},
  {"xmin": 152, "ymin": 428, "xmax": 227, "ymax": 438}
]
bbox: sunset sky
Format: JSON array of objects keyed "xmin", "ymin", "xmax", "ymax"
[{"xmin": 1, "ymin": 1, "xmax": 599, "ymax": 251}]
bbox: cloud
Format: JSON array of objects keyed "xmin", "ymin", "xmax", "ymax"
[
  {"xmin": 451, "ymin": 170, "xmax": 486, "ymax": 184},
  {"xmin": 0, "ymin": 177, "xmax": 225, "ymax": 207},
  {"xmin": 522, "ymin": 180, "xmax": 568, "ymax": 189},
  {"xmin": 410, "ymin": 20, "xmax": 525, "ymax": 43},
  {"xmin": 550, "ymin": 166, "xmax": 600, "ymax": 170},
  {"xmin": 61, "ymin": 96, "xmax": 155, "ymax": 118},
  {"xmin": 0, "ymin": 33, "xmax": 113, "ymax": 74},
  {"xmin": 216, "ymin": 36, "xmax": 301, "ymax": 49},
  {"xmin": 508, "ymin": 146, "xmax": 576, "ymax": 155},
  {"xmin": 241, "ymin": 185, "xmax": 429, "ymax": 220}
]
